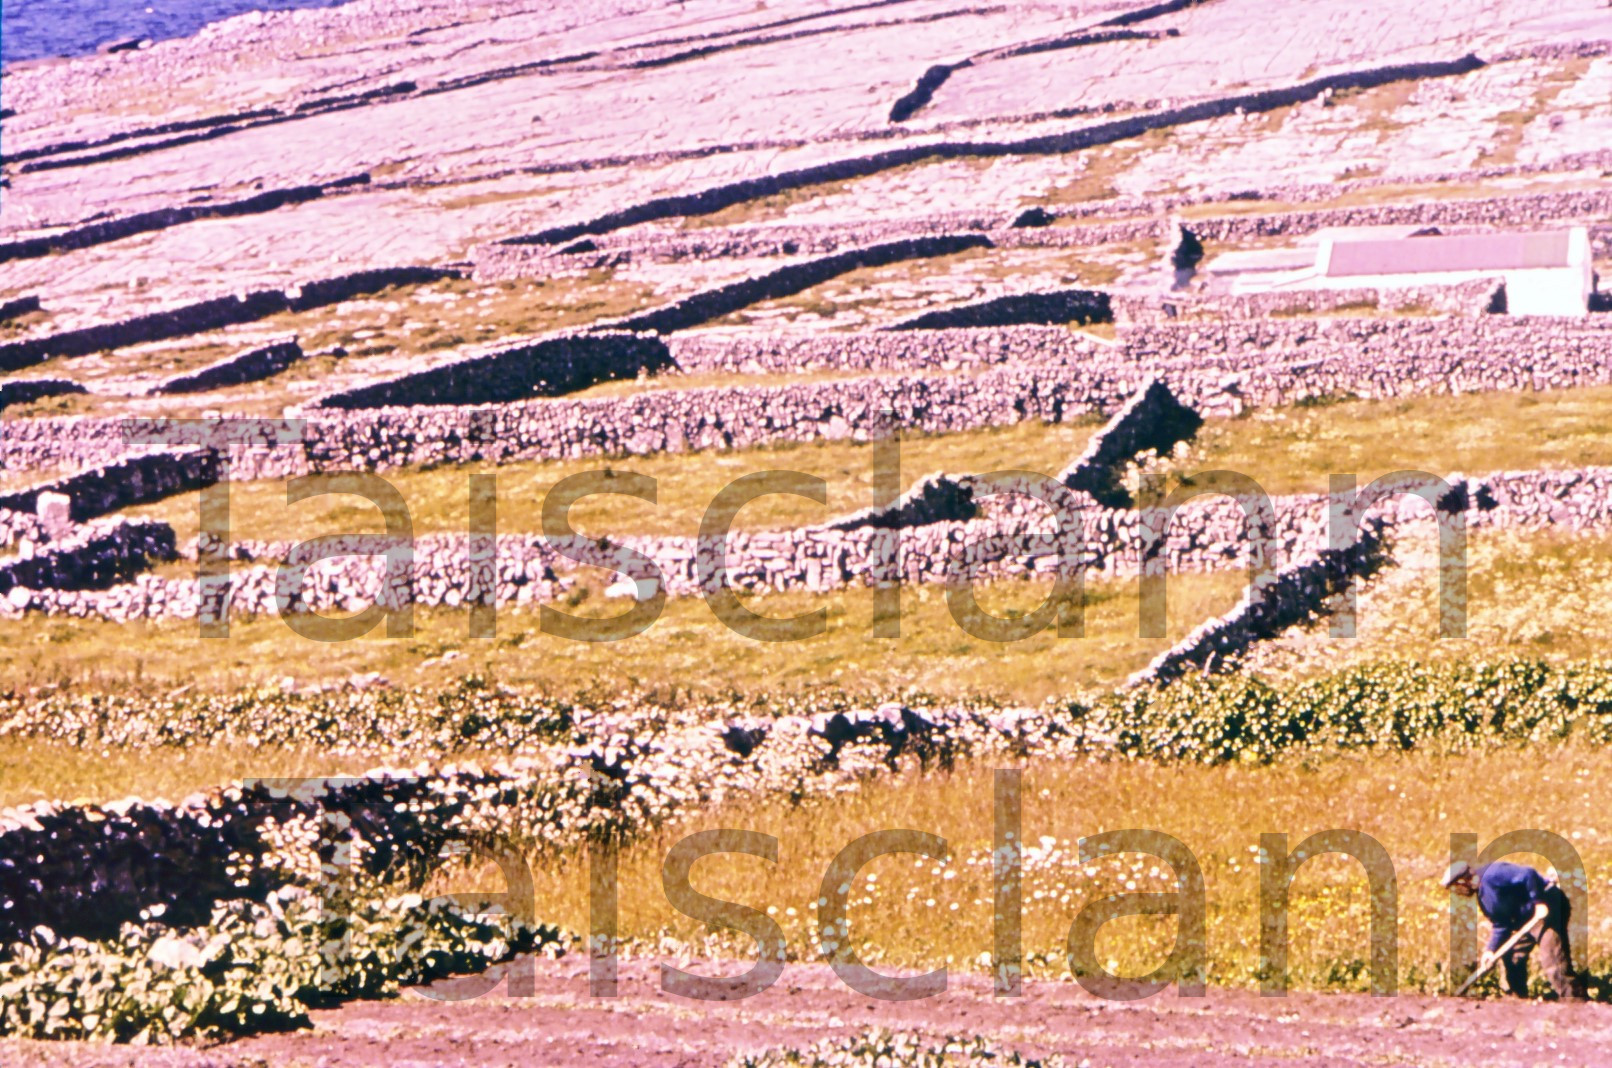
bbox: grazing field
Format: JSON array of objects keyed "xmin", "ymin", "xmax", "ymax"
[
  {"xmin": 15, "ymin": 519, "xmax": 1612, "ymax": 720},
  {"xmin": 1159, "ymin": 387, "xmax": 1612, "ymax": 498}
]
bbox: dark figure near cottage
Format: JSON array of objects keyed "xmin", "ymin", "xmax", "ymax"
[{"xmin": 1443, "ymin": 860, "xmax": 1588, "ymax": 1000}]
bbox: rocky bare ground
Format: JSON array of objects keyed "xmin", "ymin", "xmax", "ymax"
[
  {"xmin": 3, "ymin": 0, "xmax": 1609, "ymax": 333},
  {"xmin": 9, "ymin": 959, "xmax": 1612, "ymax": 1067}
]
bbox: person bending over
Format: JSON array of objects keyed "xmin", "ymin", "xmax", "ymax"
[{"xmin": 1442, "ymin": 860, "xmax": 1586, "ymax": 1000}]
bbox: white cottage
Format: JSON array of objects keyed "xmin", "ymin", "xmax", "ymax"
[{"xmin": 1210, "ymin": 227, "xmax": 1595, "ymax": 316}]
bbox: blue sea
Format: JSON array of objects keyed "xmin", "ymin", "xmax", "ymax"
[{"xmin": 1, "ymin": 0, "xmax": 354, "ymax": 66}]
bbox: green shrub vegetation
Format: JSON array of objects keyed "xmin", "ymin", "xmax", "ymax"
[
  {"xmin": 1076, "ymin": 658, "xmax": 1612, "ymax": 763},
  {"xmin": 8, "ymin": 657, "xmax": 1612, "ymax": 768},
  {"xmin": 0, "ymin": 890, "xmax": 563, "ymax": 1043}
]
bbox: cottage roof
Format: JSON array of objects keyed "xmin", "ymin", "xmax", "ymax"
[{"xmin": 1325, "ymin": 230, "xmax": 1575, "ymax": 277}]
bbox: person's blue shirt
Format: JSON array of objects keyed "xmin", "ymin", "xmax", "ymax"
[{"xmin": 1477, "ymin": 862, "xmax": 1549, "ymax": 952}]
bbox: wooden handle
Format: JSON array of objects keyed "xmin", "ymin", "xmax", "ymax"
[{"xmin": 1454, "ymin": 912, "xmax": 1547, "ymax": 997}]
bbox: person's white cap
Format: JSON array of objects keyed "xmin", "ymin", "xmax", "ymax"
[{"xmin": 1440, "ymin": 860, "xmax": 1474, "ymax": 888}]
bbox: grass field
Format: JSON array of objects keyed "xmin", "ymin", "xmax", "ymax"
[
  {"xmin": 1250, "ymin": 527, "xmax": 1612, "ymax": 682},
  {"xmin": 0, "ymin": 569, "xmax": 1247, "ymax": 707},
  {"xmin": 511, "ymin": 744, "xmax": 1612, "ymax": 994},
  {"xmin": 113, "ymin": 384, "xmax": 1612, "ymax": 549},
  {"xmin": 43, "ymin": 383, "xmax": 1612, "ymax": 724},
  {"xmin": 0, "ymin": 740, "xmax": 361, "ymax": 809},
  {"xmin": 0, "ymin": 565, "xmax": 1248, "ymax": 805},
  {"xmin": 11, "ymin": 518, "xmax": 1612, "ymax": 794},
  {"xmin": 122, "ymin": 420, "xmax": 1102, "ymax": 543},
  {"xmin": 18, "ymin": 383, "xmax": 1612, "ymax": 833},
  {"xmin": 1143, "ymin": 385, "xmax": 1612, "ymax": 498}
]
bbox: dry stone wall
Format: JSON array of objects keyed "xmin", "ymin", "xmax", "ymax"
[
  {"xmin": 0, "ymin": 266, "xmax": 460, "ymax": 372},
  {"xmin": 500, "ymin": 56, "xmax": 1487, "ymax": 248},
  {"xmin": 31, "ymin": 464, "xmax": 1599, "ymax": 624},
  {"xmin": 474, "ymin": 217, "xmax": 1163, "ymax": 279},
  {"xmin": 311, "ymin": 309, "xmax": 1105, "ymax": 414},
  {"xmin": 1134, "ymin": 317, "xmax": 1612, "ymax": 408},
  {"xmin": 4, "ymin": 316, "xmax": 1611, "ymax": 484},
  {"xmin": 605, "ymin": 233, "xmax": 994, "ymax": 335},
  {"xmin": 0, "ymin": 175, "xmax": 369, "ymax": 265},
  {"xmin": 811, "ymin": 472, "xmax": 978, "ymax": 533},
  {"xmin": 480, "ymin": 180, "xmax": 1608, "ymax": 284},
  {"xmin": 0, "ymin": 447, "xmax": 218, "ymax": 523},
  {"xmin": 1109, "ymin": 459, "xmax": 1612, "ymax": 686},
  {"xmin": 288, "ymin": 317, "xmax": 1612, "ymax": 472},
  {"xmin": 0, "ymin": 518, "xmax": 177, "ymax": 610},
  {"xmin": 1057, "ymin": 378, "xmax": 1202, "ymax": 505},
  {"xmin": 0, "ymin": 296, "xmax": 41, "ymax": 322},
  {"xmin": 476, "ymin": 215, "xmax": 990, "ymax": 276},
  {"xmin": 1591, "ymin": 225, "xmax": 1611, "ymax": 259},
  {"xmin": 992, "ymin": 218, "xmax": 1167, "ymax": 249},
  {"xmin": 889, "ymin": 63, "xmax": 959, "ymax": 123},
  {"xmin": 0, "ymin": 417, "xmax": 308, "ymax": 478},
  {"xmin": 666, "ymin": 325, "xmax": 1107, "ymax": 374},
  {"xmin": 0, "ymin": 690, "xmax": 1061, "ymax": 949},
  {"xmin": 0, "ymin": 377, "xmax": 87, "ymax": 412},
  {"xmin": 0, "ymin": 762, "xmax": 530, "ymax": 946},
  {"xmin": 1183, "ymin": 188, "xmax": 1612, "ymax": 244},
  {"xmin": 1459, "ymin": 467, "xmax": 1612, "ymax": 532},
  {"xmin": 6, "ymin": 315, "xmax": 1612, "ymax": 484},
  {"xmin": 151, "ymin": 337, "xmax": 304, "ymax": 395},
  {"xmin": 1126, "ymin": 521, "xmax": 1389, "ymax": 686},
  {"xmin": 313, "ymin": 332, "xmax": 672, "ymax": 409},
  {"xmin": 1037, "ymin": 147, "xmax": 1612, "ymax": 227},
  {"xmin": 888, "ymin": 288, "xmax": 1111, "ymax": 330},
  {"xmin": 295, "ymin": 358, "xmax": 1124, "ymax": 472},
  {"xmin": 0, "ymin": 507, "xmax": 48, "ymax": 549},
  {"xmin": 800, "ymin": 379, "xmax": 1198, "ymax": 533},
  {"xmin": 1117, "ymin": 278, "xmax": 1505, "ymax": 323}
]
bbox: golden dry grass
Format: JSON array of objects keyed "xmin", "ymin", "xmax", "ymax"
[
  {"xmin": 1248, "ymin": 527, "xmax": 1612, "ymax": 683},
  {"xmin": 0, "ymin": 568, "xmax": 1247, "ymax": 706},
  {"xmin": 122, "ymin": 420, "xmax": 1100, "ymax": 543},
  {"xmin": 1161, "ymin": 386, "xmax": 1612, "ymax": 498},
  {"xmin": 510, "ymin": 744, "xmax": 1612, "ymax": 994},
  {"xmin": 0, "ymin": 740, "xmax": 361, "ymax": 809}
]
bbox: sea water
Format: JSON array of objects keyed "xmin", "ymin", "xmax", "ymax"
[{"xmin": 1, "ymin": 0, "xmax": 353, "ymax": 66}]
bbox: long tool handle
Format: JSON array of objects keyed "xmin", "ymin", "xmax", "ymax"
[{"xmin": 1454, "ymin": 912, "xmax": 1547, "ymax": 997}]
